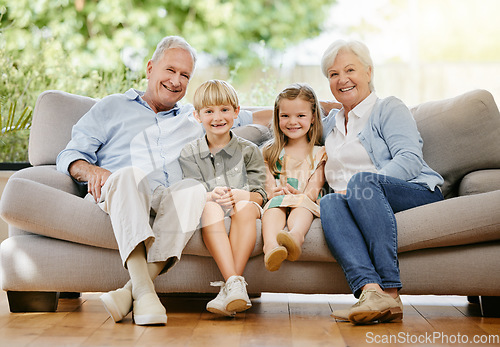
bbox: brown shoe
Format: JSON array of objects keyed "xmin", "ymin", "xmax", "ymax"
[
  {"xmin": 264, "ymin": 246, "xmax": 287, "ymax": 272},
  {"xmin": 348, "ymin": 289, "xmax": 403, "ymax": 325},
  {"xmin": 277, "ymin": 231, "xmax": 302, "ymax": 261}
]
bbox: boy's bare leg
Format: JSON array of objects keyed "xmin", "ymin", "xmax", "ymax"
[
  {"xmin": 201, "ymin": 201, "xmax": 238, "ymax": 280},
  {"xmin": 229, "ymin": 201, "xmax": 260, "ymax": 275}
]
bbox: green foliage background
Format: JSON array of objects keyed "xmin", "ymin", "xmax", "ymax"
[{"xmin": 0, "ymin": 0, "xmax": 333, "ymax": 162}]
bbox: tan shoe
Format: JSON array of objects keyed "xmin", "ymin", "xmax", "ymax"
[
  {"xmin": 277, "ymin": 231, "xmax": 302, "ymax": 261},
  {"xmin": 330, "ymin": 309, "xmax": 350, "ymax": 322},
  {"xmin": 379, "ymin": 295, "xmax": 403, "ymax": 322},
  {"xmin": 348, "ymin": 289, "xmax": 403, "ymax": 325},
  {"xmin": 264, "ymin": 246, "xmax": 288, "ymax": 272}
]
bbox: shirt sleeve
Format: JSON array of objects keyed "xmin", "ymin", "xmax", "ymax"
[
  {"xmin": 321, "ymin": 108, "xmax": 340, "ymax": 144},
  {"xmin": 376, "ymin": 99, "xmax": 425, "ymax": 180},
  {"xmin": 244, "ymin": 144, "xmax": 268, "ymax": 205},
  {"xmin": 56, "ymin": 102, "xmax": 107, "ymax": 175},
  {"xmin": 233, "ymin": 109, "xmax": 253, "ymax": 128}
]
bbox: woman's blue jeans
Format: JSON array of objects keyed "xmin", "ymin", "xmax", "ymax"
[{"xmin": 320, "ymin": 172, "xmax": 443, "ymax": 297}]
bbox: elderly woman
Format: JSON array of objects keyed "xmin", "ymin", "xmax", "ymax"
[{"xmin": 319, "ymin": 40, "xmax": 444, "ymax": 325}]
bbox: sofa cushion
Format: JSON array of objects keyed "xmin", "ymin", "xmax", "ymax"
[
  {"xmin": 459, "ymin": 169, "xmax": 500, "ymax": 196},
  {"xmin": 411, "ymin": 89, "xmax": 500, "ymax": 198},
  {"xmin": 29, "ymin": 90, "xmax": 97, "ymax": 166},
  {"xmin": 397, "ymin": 189, "xmax": 500, "ymax": 253}
]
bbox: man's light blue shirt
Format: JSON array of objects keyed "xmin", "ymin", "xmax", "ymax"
[{"xmin": 56, "ymin": 88, "xmax": 252, "ymax": 191}]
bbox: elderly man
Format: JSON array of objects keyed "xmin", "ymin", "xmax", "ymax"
[{"xmin": 56, "ymin": 36, "xmax": 267, "ymax": 325}]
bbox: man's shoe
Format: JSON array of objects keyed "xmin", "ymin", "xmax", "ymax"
[
  {"xmin": 132, "ymin": 293, "xmax": 167, "ymax": 326},
  {"xmin": 206, "ymin": 281, "xmax": 236, "ymax": 317},
  {"xmin": 348, "ymin": 289, "xmax": 402, "ymax": 325},
  {"xmin": 224, "ymin": 276, "xmax": 251, "ymax": 312},
  {"xmin": 100, "ymin": 287, "xmax": 133, "ymax": 322}
]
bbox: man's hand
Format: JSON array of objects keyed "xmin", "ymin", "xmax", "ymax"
[
  {"xmin": 69, "ymin": 160, "xmax": 112, "ymax": 202},
  {"xmin": 87, "ymin": 166, "xmax": 112, "ymax": 202}
]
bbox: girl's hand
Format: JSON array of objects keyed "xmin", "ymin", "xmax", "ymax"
[
  {"xmin": 284, "ymin": 183, "xmax": 300, "ymax": 195},
  {"xmin": 269, "ymin": 186, "xmax": 286, "ymax": 199}
]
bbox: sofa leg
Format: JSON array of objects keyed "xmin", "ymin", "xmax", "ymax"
[
  {"xmin": 467, "ymin": 296, "xmax": 480, "ymax": 304},
  {"xmin": 479, "ymin": 296, "xmax": 500, "ymax": 317},
  {"xmin": 59, "ymin": 292, "xmax": 81, "ymax": 299},
  {"xmin": 7, "ymin": 291, "xmax": 60, "ymax": 313}
]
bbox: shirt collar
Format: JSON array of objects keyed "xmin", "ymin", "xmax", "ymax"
[
  {"xmin": 124, "ymin": 88, "xmax": 180, "ymax": 116},
  {"xmin": 351, "ymin": 92, "xmax": 378, "ymax": 119},
  {"xmin": 335, "ymin": 92, "xmax": 378, "ymax": 135},
  {"xmin": 199, "ymin": 131, "xmax": 238, "ymax": 159}
]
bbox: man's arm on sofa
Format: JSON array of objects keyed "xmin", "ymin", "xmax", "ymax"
[{"xmin": 69, "ymin": 160, "xmax": 111, "ymax": 202}]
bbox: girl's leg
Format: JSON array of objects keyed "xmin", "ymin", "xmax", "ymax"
[
  {"xmin": 261, "ymin": 207, "xmax": 287, "ymax": 254},
  {"xmin": 286, "ymin": 207, "xmax": 315, "ymax": 248},
  {"xmin": 201, "ymin": 201, "xmax": 237, "ymax": 281},
  {"xmin": 229, "ymin": 201, "xmax": 260, "ymax": 275}
]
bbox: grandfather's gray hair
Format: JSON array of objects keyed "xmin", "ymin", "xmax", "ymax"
[
  {"xmin": 151, "ymin": 36, "xmax": 197, "ymax": 67},
  {"xmin": 320, "ymin": 39, "xmax": 374, "ymax": 92}
]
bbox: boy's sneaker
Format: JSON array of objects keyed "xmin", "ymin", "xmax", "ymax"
[
  {"xmin": 224, "ymin": 275, "xmax": 252, "ymax": 312},
  {"xmin": 206, "ymin": 281, "xmax": 236, "ymax": 317}
]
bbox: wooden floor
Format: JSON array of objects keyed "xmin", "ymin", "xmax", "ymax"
[{"xmin": 0, "ymin": 290, "xmax": 499, "ymax": 346}]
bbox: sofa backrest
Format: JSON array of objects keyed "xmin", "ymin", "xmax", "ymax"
[
  {"xmin": 29, "ymin": 89, "xmax": 500, "ymax": 199},
  {"xmin": 411, "ymin": 89, "xmax": 500, "ymax": 198},
  {"xmin": 29, "ymin": 90, "xmax": 97, "ymax": 166}
]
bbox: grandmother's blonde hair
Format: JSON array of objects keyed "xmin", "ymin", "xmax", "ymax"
[
  {"xmin": 192, "ymin": 79, "xmax": 239, "ymax": 112},
  {"xmin": 263, "ymin": 83, "xmax": 323, "ymax": 177}
]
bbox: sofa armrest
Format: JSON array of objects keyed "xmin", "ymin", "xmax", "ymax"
[
  {"xmin": 0, "ymin": 169, "xmax": 116, "ymax": 249},
  {"xmin": 459, "ymin": 169, "xmax": 500, "ymax": 196},
  {"xmin": 7, "ymin": 165, "xmax": 85, "ymax": 197}
]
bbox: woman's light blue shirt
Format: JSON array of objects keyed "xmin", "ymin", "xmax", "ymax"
[{"xmin": 322, "ymin": 96, "xmax": 443, "ymax": 191}]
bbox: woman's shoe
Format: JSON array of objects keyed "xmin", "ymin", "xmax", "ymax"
[
  {"xmin": 277, "ymin": 231, "xmax": 302, "ymax": 261},
  {"xmin": 348, "ymin": 289, "xmax": 403, "ymax": 325},
  {"xmin": 330, "ymin": 309, "xmax": 350, "ymax": 322},
  {"xmin": 264, "ymin": 245, "xmax": 288, "ymax": 272},
  {"xmin": 378, "ymin": 295, "xmax": 403, "ymax": 322}
]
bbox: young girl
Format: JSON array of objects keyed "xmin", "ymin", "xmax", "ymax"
[{"xmin": 262, "ymin": 83, "xmax": 326, "ymax": 272}]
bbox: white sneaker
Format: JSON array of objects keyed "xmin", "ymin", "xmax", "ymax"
[
  {"xmin": 224, "ymin": 276, "xmax": 252, "ymax": 313},
  {"xmin": 206, "ymin": 281, "xmax": 236, "ymax": 317}
]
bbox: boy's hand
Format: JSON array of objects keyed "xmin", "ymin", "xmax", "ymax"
[{"xmin": 208, "ymin": 186, "xmax": 230, "ymax": 202}]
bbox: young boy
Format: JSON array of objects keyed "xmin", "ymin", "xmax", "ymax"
[{"xmin": 179, "ymin": 80, "xmax": 267, "ymax": 316}]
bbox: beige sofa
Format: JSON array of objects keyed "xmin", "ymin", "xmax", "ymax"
[{"xmin": 1, "ymin": 89, "xmax": 500, "ymax": 316}]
